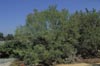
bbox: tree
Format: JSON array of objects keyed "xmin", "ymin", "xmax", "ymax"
[
  {"xmin": 1, "ymin": 6, "xmax": 100, "ymax": 66},
  {"xmin": 14, "ymin": 6, "xmax": 77, "ymax": 65},
  {"xmin": 0, "ymin": 32, "xmax": 4, "ymax": 41},
  {"xmin": 71, "ymin": 9, "xmax": 100, "ymax": 58},
  {"xmin": 5, "ymin": 34, "xmax": 14, "ymax": 40}
]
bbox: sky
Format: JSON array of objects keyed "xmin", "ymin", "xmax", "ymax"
[{"xmin": 0, "ymin": 0, "xmax": 100, "ymax": 35}]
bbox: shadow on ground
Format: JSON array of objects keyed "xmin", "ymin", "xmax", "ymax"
[{"xmin": 92, "ymin": 64, "xmax": 100, "ymax": 66}]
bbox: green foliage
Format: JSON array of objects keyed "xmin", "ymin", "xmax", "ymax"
[
  {"xmin": 13, "ymin": 6, "xmax": 77, "ymax": 65},
  {"xmin": 74, "ymin": 9, "xmax": 100, "ymax": 58},
  {"xmin": 0, "ymin": 32, "xmax": 4, "ymax": 41},
  {"xmin": 5, "ymin": 34, "xmax": 14, "ymax": 40},
  {"xmin": 1, "ymin": 6, "xmax": 100, "ymax": 66}
]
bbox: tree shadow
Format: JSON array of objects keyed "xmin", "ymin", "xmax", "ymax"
[{"xmin": 92, "ymin": 64, "xmax": 100, "ymax": 66}]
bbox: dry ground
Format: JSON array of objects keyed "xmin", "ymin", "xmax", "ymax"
[{"xmin": 56, "ymin": 63, "xmax": 100, "ymax": 66}]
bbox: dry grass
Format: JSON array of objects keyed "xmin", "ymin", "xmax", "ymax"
[
  {"xmin": 9, "ymin": 58, "xmax": 100, "ymax": 66},
  {"xmin": 56, "ymin": 63, "xmax": 100, "ymax": 66},
  {"xmin": 56, "ymin": 63, "xmax": 91, "ymax": 66},
  {"xmin": 56, "ymin": 58, "xmax": 100, "ymax": 66}
]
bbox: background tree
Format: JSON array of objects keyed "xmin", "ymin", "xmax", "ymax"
[
  {"xmin": 0, "ymin": 32, "xmax": 4, "ymax": 41},
  {"xmin": 5, "ymin": 34, "xmax": 14, "ymax": 40},
  {"xmin": 70, "ymin": 9, "xmax": 100, "ymax": 58}
]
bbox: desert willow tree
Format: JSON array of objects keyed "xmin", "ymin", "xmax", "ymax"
[{"xmin": 14, "ymin": 6, "xmax": 77, "ymax": 65}]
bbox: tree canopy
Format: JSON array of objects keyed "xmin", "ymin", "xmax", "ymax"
[{"xmin": 0, "ymin": 6, "xmax": 100, "ymax": 66}]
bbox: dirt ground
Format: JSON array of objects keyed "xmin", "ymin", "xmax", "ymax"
[
  {"xmin": 56, "ymin": 63, "xmax": 100, "ymax": 66},
  {"xmin": 0, "ymin": 62, "xmax": 100, "ymax": 66}
]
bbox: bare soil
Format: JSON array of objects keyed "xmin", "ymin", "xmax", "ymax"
[
  {"xmin": 56, "ymin": 63, "xmax": 100, "ymax": 66},
  {"xmin": 56, "ymin": 58, "xmax": 100, "ymax": 66}
]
